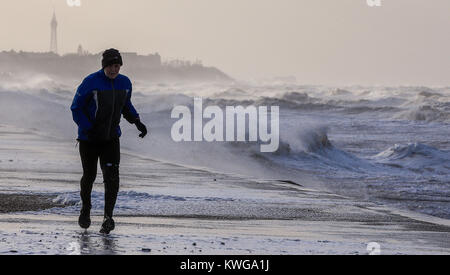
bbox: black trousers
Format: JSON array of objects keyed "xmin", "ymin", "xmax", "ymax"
[{"xmin": 79, "ymin": 138, "xmax": 120, "ymax": 218}]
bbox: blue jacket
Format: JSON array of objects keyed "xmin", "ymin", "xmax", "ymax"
[{"xmin": 71, "ymin": 69, "xmax": 140, "ymax": 141}]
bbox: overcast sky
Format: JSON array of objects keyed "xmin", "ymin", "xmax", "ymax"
[{"xmin": 1, "ymin": 0, "xmax": 449, "ymax": 85}]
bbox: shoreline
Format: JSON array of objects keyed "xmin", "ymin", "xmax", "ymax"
[{"xmin": 0, "ymin": 124, "xmax": 449, "ymax": 255}]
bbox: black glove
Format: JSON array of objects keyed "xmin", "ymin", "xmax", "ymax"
[{"xmin": 135, "ymin": 120, "xmax": 148, "ymax": 138}]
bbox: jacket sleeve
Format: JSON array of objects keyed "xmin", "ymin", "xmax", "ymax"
[
  {"xmin": 71, "ymin": 77, "xmax": 94, "ymax": 131},
  {"xmin": 122, "ymin": 81, "xmax": 140, "ymax": 124}
]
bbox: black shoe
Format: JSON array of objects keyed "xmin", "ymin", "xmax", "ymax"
[
  {"xmin": 100, "ymin": 216, "xmax": 115, "ymax": 234},
  {"xmin": 78, "ymin": 208, "xmax": 91, "ymax": 229}
]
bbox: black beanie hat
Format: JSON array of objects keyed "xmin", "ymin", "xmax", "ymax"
[{"xmin": 102, "ymin": 48, "xmax": 123, "ymax": 68}]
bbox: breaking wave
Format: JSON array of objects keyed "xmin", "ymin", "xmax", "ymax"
[
  {"xmin": 372, "ymin": 143, "xmax": 450, "ymax": 174},
  {"xmin": 1, "ymin": 74, "xmax": 449, "ymax": 218}
]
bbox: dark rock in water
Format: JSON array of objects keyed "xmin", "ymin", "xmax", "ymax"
[
  {"xmin": 278, "ymin": 180, "xmax": 297, "ymax": 185},
  {"xmin": 0, "ymin": 194, "xmax": 67, "ymax": 213},
  {"xmin": 9, "ymin": 250, "xmax": 18, "ymax": 253},
  {"xmin": 141, "ymin": 248, "xmax": 151, "ymax": 252}
]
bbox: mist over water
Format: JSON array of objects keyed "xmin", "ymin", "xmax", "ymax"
[{"xmin": 1, "ymin": 71, "xmax": 449, "ymax": 219}]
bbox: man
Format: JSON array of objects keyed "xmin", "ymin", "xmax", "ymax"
[{"xmin": 71, "ymin": 48, "xmax": 148, "ymax": 234}]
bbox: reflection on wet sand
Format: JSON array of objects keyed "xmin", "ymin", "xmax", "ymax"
[{"xmin": 74, "ymin": 230, "xmax": 118, "ymax": 255}]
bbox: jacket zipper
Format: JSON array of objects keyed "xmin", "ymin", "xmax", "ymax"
[{"xmin": 106, "ymin": 79, "xmax": 116, "ymax": 139}]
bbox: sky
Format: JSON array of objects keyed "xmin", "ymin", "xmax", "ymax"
[{"xmin": 0, "ymin": 0, "xmax": 449, "ymax": 85}]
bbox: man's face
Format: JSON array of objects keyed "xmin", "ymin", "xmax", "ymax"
[{"xmin": 104, "ymin": 64, "xmax": 121, "ymax": 79}]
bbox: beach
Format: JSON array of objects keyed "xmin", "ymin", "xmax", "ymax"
[{"xmin": 1, "ymin": 123, "xmax": 449, "ymax": 255}]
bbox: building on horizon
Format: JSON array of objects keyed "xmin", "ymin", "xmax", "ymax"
[
  {"xmin": 77, "ymin": 44, "xmax": 89, "ymax": 56},
  {"xmin": 50, "ymin": 11, "xmax": 58, "ymax": 54}
]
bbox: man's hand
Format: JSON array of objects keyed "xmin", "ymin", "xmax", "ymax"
[{"xmin": 135, "ymin": 119, "xmax": 148, "ymax": 138}]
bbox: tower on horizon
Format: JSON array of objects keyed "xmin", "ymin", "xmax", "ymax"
[{"xmin": 50, "ymin": 11, "xmax": 58, "ymax": 54}]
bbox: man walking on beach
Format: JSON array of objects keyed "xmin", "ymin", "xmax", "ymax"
[{"xmin": 71, "ymin": 48, "xmax": 148, "ymax": 234}]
